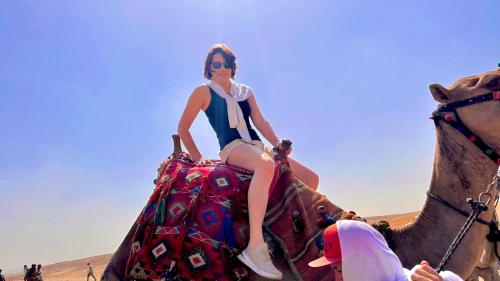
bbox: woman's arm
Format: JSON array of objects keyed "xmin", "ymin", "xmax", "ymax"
[
  {"xmin": 177, "ymin": 86, "xmax": 209, "ymax": 162},
  {"xmin": 247, "ymin": 95, "xmax": 280, "ymax": 146}
]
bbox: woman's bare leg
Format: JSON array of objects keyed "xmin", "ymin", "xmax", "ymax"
[
  {"xmin": 226, "ymin": 143, "xmax": 275, "ymax": 248},
  {"xmin": 288, "ymin": 157, "xmax": 319, "ymax": 191}
]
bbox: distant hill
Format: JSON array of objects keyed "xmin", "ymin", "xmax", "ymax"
[
  {"xmin": 365, "ymin": 211, "xmax": 420, "ymax": 228},
  {"xmin": 5, "ymin": 212, "xmax": 419, "ymax": 281}
]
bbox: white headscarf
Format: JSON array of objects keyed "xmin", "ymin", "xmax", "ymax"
[
  {"xmin": 208, "ymin": 79, "xmax": 253, "ymax": 141},
  {"xmin": 337, "ymin": 220, "xmax": 463, "ymax": 281}
]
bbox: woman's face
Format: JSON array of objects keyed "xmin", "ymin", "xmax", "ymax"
[
  {"xmin": 331, "ymin": 262, "xmax": 343, "ymax": 281},
  {"xmin": 210, "ymin": 53, "xmax": 232, "ymax": 81}
]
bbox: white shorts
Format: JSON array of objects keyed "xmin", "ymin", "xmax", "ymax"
[{"xmin": 219, "ymin": 139, "xmax": 276, "ymax": 164}]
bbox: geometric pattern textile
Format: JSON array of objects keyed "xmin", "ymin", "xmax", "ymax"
[
  {"xmin": 125, "ymin": 152, "xmax": 336, "ymax": 281},
  {"xmin": 126, "ymin": 153, "xmax": 255, "ymax": 281}
]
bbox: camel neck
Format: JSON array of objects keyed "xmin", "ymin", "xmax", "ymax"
[
  {"xmin": 390, "ymin": 120, "xmax": 497, "ymax": 276},
  {"xmin": 429, "ymin": 121, "xmax": 497, "ymax": 209}
]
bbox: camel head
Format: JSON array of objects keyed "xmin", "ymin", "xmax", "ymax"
[
  {"xmin": 389, "ymin": 70, "xmax": 499, "ymax": 277},
  {"xmin": 429, "ymin": 69, "xmax": 500, "ymax": 159}
]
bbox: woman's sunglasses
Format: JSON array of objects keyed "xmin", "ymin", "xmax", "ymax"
[{"xmin": 212, "ymin": 61, "xmax": 232, "ymax": 69}]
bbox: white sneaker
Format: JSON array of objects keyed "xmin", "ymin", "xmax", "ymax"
[{"xmin": 237, "ymin": 243, "xmax": 282, "ymax": 280}]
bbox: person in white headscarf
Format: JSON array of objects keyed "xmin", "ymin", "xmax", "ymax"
[
  {"xmin": 177, "ymin": 43, "xmax": 320, "ymax": 280},
  {"xmin": 308, "ymin": 220, "xmax": 463, "ymax": 281},
  {"xmin": 0, "ymin": 269, "xmax": 6, "ymax": 281}
]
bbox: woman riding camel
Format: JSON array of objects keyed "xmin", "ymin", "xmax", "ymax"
[{"xmin": 177, "ymin": 43, "xmax": 319, "ymax": 279}]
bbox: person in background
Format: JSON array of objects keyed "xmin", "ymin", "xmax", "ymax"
[
  {"xmin": 23, "ymin": 265, "xmax": 28, "ymax": 281},
  {"xmin": 86, "ymin": 263, "xmax": 96, "ymax": 281},
  {"xmin": 0, "ymin": 268, "xmax": 7, "ymax": 281},
  {"xmin": 308, "ymin": 220, "xmax": 463, "ymax": 281},
  {"xmin": 25, "ymin": 265, "xmax": 36, "ymax": 281},
  {"xmin": 35, "ymin": 265, "xmax": 43, "ymax": 281}
]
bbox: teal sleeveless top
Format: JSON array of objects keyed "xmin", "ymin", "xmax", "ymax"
[{"xmin": 204, "ymin": 86, "xmax": 261, "ymax": 150}]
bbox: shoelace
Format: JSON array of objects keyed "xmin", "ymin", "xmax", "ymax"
[{"xmin": 259, "ymin": 247, "xmax": 273, "ymax": 263}]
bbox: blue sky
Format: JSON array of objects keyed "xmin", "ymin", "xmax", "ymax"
[{"xmin": 1, "ymin": 0, "xmax": 499, "ymax": 274}]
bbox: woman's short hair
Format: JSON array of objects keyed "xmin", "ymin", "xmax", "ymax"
[{"xmin": 204, "ymin": 44, "xmax": 237, "ymax": 80}]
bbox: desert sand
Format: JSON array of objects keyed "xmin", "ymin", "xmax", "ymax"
[{"xmin": 5, "ymin": 254, "xmax": 112, "ymax": 281}]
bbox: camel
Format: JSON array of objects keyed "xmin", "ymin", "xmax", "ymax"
[
  {"xmin": 467, "ymin": 238, "xmax": 500, "ymax": 281},
  {"xmin": 101, "ymin": 69, "xmax": 500, "ymax": 281},
  {"xmin": 386, "ymin": 68, "xmax": 500, "ymax": 279},
  {"xmin": 467, "ymin": 203, "xmax": 500, "ymax": 281}
]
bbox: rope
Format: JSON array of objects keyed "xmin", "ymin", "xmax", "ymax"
[
  {"xmin": 436, "ymin": 198, "xmax": 488, "ymax": 272},
  {"xmin": 426, "ymin": 191, "xmax": 490, "ymax": 226},
  {"xmin": 434, "ymin": 168, "xmax": 499, "ymax": 271}
]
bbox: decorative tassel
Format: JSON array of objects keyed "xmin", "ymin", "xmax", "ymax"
[
  {"xmin": 292, "ymin": 210, "xmax": 305, "ymax": 233},
  {"xmin": 154, "ymin": 198, "xmax": 166, "ymax": 226},
  {"xmin": 444, "ymin": 114, "xmax": 453, "ymax": 122},
  {"xmin": 316, "ymin": 206, "xmax": 336, "ymax": 228},
  {"xmin": 315, "ymin": 235, "xmax": 324, "ymax": 251}
]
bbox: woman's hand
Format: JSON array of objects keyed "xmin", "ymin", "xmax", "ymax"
[
  {"xmin": 194, "ymin": 157, "xmax": 213, "ymax": 165},
  {"xmin": 275, "ymin": 140, "xmax": 292, "ymax": 156},
  {"xmin": 410, "ymin": 261, "xmax": 443, "ymax": 281}
]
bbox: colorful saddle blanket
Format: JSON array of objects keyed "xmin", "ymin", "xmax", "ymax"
[{"xmin": 125, "ymin": 153, "xmax": 345, "ymax": 281}]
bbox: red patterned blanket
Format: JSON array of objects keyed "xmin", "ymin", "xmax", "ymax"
[{"xmin": 125, "ymin": 153, "xmax": 346, "ymax": 281}]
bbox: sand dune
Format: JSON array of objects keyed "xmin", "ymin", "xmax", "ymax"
[
  {"xmin": 4, "ymin": 212, "xmax": 419, "ymax": 281},
  {"xmin": 5, "ymin": 254, "xmax": 112, "ymax": 281},
  {"xmin": 365, "ymin": 211, "xmax": 420, "ymax": 228}
]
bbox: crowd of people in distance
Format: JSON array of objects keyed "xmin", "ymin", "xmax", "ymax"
[{"xmin": 0, "ymin": 262, "xmax": 97, "ymax": 281}]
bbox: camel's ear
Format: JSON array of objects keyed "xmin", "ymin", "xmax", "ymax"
[{"xmin": 429, "ymin": 83, "xmax": 450, "ymax": 103}]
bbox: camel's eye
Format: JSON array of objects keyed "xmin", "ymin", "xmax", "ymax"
[{"xmin": 467, "ymin": 77, "xmax": 479, "ymax": 87}]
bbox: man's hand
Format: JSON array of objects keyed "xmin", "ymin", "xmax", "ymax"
[{"xmin": 411, "ymin": 261, "xmax": 443, "ymax": 281}]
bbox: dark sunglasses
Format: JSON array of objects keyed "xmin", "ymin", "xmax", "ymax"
[{"xmin": 212, "ymin": 61, "xmax": 232, "ymax": 69}]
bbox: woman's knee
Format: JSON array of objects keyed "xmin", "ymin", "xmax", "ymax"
[{"xmin": 254, "ymin": 157, "xmax": 275, "ymax": 176}]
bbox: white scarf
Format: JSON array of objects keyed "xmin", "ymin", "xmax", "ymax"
[
  {"xmin": 337, "ymin": 220, "xmax": 463, "ymax": 281},
  {"xmin": 208, "ymin": 79, "xmax": 253, "ymax": 140}
]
